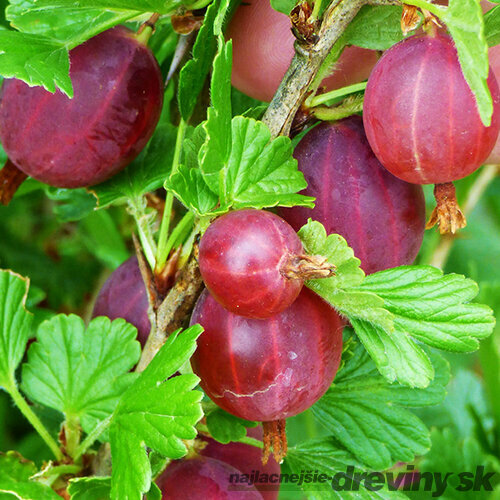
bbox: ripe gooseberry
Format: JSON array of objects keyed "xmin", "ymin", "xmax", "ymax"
[
  {"xmin": 157, "ymin": 456, "xmax": 263, "ymax": 499},
  {"xmin": 200, "ymin": 426, "xmax": 280, "ymax": 500},
  {"xmin": 227, "ymin": 0, "xmax": 378, "ymax": 102},
  {"xmin": 279, "ymin": 116, "xmax": 426, "ymax": 275},
  {"xmin": 0, "ymin": 26, "xmax": 163, "ymax": 189},
  {"xmin": 190, "ymin": 288, "xmax": 343, "ymax": 461},
  {"xmin": 363, "ymin": 33, "xmax": 500, "ymax": 233},
  {"xmin": 486, "ymin": 44, "xmax": 500, "ymax": 164},
  {"xmin": 198, "ymin": 209, "xmax": 334, "ymax": 319},
  {"xmin": 92, "ymin": 256, "xmax": 151, "ymax": 347}
]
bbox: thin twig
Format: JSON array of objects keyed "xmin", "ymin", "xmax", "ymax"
[
  {"xmin": 262, "ymin": 0, "xmax": 399, "ymax": 138},
  {"xmin": 136, "ymin": 246, "xmax": 204, "ymax": 372},
  {"xmin": 262, "ymin": 0, "xmax": 362, "ymax": 138}
]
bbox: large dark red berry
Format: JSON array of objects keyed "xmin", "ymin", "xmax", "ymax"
[
  {"xmin": 92, "ymin": 256, "xmax": 150, "ymax": 347},
  {"xmin": 190, "ymin": 288, "xmax": 343, "ymax": 422},
  {"xmin": 279, "ymin": 116, "xmax": 425, "ymax": 274},
  {"xmin": 157, "ymin": 456, "xmax": 263, "ymax": 499},
  {"xmin": 200, "ymin": 427, "xmax": 280, "ymax": 500},
  {"xmin": 199, "ymin": 209, "xmax": 333, "ymax": 319},
  {"xmin": 0, "ymin": 26, "xmax": 163, "ymax": 188},
  {"xmin": 363, "ymin": 33, "xmax": 500, "ymax": 185}
]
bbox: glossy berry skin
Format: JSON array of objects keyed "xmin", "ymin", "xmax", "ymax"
[
  {"xmin": 363, "ymin": 33, "xmax": 500, "ymax": 185},
  {"xmin": 0, "ymin": 26, "xmax": 163, "ymax": 188},
  {"xmin": 200, "ymin": 427, "xmax": 280, "ymax": 500},
  {"xmin": 157, "ymin": 456, "xmax": 263, "ymax": 499},
  {"xmin": 190, "ymin": 288, "xmax": 343, "ymax": 422},
  {"xmin": 279, "ymin": 117, "xmax": 425, "ymax": 275},
  {"xmin": 93, "ymin": 256, "xmax": 150, "ymax": 347},
  {"xmin": 487, "ymin": 44, "xmax": 500, "ymax": 164},
  {"xmin": 199, "ymin": 209, "xmax": 304, "ymax": 319},
  {"xmin": 227, "ymin": 0, "xmax": 378, "ymax": 102}
]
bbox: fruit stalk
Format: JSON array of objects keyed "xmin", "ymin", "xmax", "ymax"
[
  {"xmin": 6, "ymin": 381, "xmax": 64, "ymax": 461},
  {"xmin": 429, "ymin": 164, "xmax": 499, "ymax": 269},
  {"xmin": 261, "ymin": 0, "xmax": 398, "ymax": 138},
  {"xmin": 128, "ymin": 196, "xmax": 158, "ymax": 270},
  {"xmin": 156, "ymin": 118, "xmax": 188, "ymax": 273}
]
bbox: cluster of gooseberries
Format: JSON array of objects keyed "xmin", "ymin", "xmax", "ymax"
[{"xmin": 230, "ymin": 0, "xmax": 500, "ymax": 234}]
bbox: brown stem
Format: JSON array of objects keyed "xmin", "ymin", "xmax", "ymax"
[
  {"xmin": 282, "ymin": 254, "xmax": 336, "ymax": 280},
  {"xmin": 426, "ymin": 182, "xmax": 467, "ymax": 235},
  {"xmin": 262, "ymin": 0, "xmax": 399, "ymax": 138},
  {"xmin": 262, "ymin": 420, "xmax": 288, "ymax": 465},
  {"xmin": 137, "ymin": 13, "xmax": 161, "ymax": 36},
  {"xmin": 135, "ymin": 245, "xmax": 204, "ymax": 372},
  {"xmin": 0, "ymin": 160, "xmax": 27, "ymax": 205}
]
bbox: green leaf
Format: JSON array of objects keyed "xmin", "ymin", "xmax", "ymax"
[
  {"xmin": 349, "ymin": 317, "xmax": 435, "ymax": 388},
  {"xmin": 0, "ymin": 31, "xmax": 71, "ymax": 96},
  {"xmin": 358, "ymin": 266, "xmax": 496, "ymax": 352},
  {"xmin": 283, "ymin": 439, "xmax": 408, "ymax": 499},
  {"xmin": 178, "ymin": 0, "xmax": 219, "ymax": 121},
  {"xmin": 165, "ymin": 165, "xmax": 219, "ymax": 217},
  {"xmin": 298, "ymin": 220, "xmax": 365, "ymax": 289},
  {"xmin": 270, "ymin": 0, "xmax": 295, "ymax": 15},
  {"xmin": 0, "ymin": 452, "xmax": 37, "ymax": 482},
  {"xmin": 220, "ymin": 117, "xmax": 314, "ymax": 210},
  {"xmin": 0, "ymin": 270, "xmax": 32, "ymax": 390},
  {"xmin": 350, "ymin": 266, "xmax": 494, "ymax": 387},
  {"xmin": 0, "ymin": 226, "xmax": 99, "ymax": 310},
  {"xmin": 312, "ymin": 340, "xmax": 449, "ymax": 470},
  {"xmin": 109, "ymin": 325, "xmax": 204, "ymax": 500},
  {"xmin": 170, "ymin": 120, "xmax": 313, "ymax": 217},
  {"xmin": 21, "ymin": 315, "xmax": 140, "ymax": 435},
  {"xmin": 419, "ymin": 428, "xmax": 500, "ymax": 499},
  {"xmin": 79, "ymin": 211, "xmax": 129, "ymax": 270},
  {"xmin": 90, "ymin": 118, "xmax": 177, "ymax": 208},
  {"xmin": 422, "ymin": 0, "xmax": 493, "ymax": 126},
  {"xmin": 69, "ymin": 475, "xmax": 160, "ymax": 500},
  {"xmin": 199, "ymin": 41, "xmax": 233, "ymax": 194},
  {"xmin": 9, "ymin": 0, "xmax": 184, "ymax": 20},
  {"xmin": 297, "ymin": 220, "xmax": 392, "ymax": 329},
  {"xmin": 68, "ymin": 477, "xmax": 111, "ymax": 500},
  {"xmin": 6, "ymin": 0, "xmax": 136, "ymax": 48},
  {"xmin": 110, "ymin": 427, "xmax": 151, "ymax": 500},
  {"xmin": 344, "ymin": 6, "xmax": 407, "ymax": 50},
  {"xmin": 44, "ymin": 187, "xmax": 96, "ymax": 222},
  {"xmin": 146, "ymin": 483, "xmax": 162, "ymax": 500},
  {"xmin": 197, "ymin": 116, "xmax": 314, "ymax": 213},
  {"xmin": 485, "ymin": 6, "xmax": 500, "ymax": 47},
  {"xmin": 206, "ymin": 408, "xmax": 257, "ymax": 444},
  {"xmin": 0, "ymin": 451, "xmax": 60, "ymax": 499}
]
